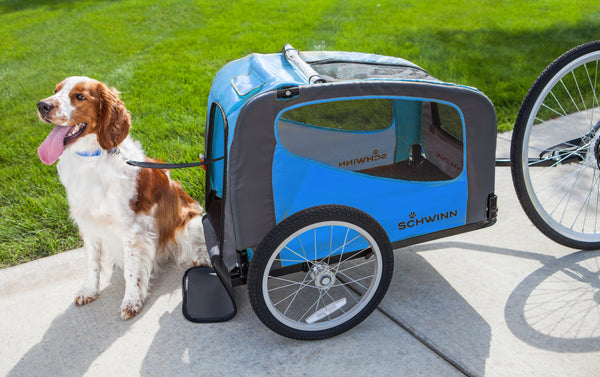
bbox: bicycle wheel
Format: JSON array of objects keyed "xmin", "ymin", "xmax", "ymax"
[
  {"xmin": 511, "ymin": 40, "xmax": 600, "ymax": 249},
  {"xmin": 247, "ymin": 205, "xmax": 394, "ymax": 340}
]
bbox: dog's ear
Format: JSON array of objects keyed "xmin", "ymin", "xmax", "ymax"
[{"xmin": 96, "ymin": 82, "xmax": 131, "ymax": 150}]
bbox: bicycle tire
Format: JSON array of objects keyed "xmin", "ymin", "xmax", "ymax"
[{"xmin": 511, "ymin": 40, "xmax": 600, "ymax": 250}]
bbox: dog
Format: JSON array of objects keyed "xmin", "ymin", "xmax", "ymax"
[{"xmin": 37, "ymin": 76, "xmax": 210, "ymax": 319}]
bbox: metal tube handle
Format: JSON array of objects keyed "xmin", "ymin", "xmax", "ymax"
[{"xmin": 282, "ymin": 44, "xmax": 326, "ymax": 84}]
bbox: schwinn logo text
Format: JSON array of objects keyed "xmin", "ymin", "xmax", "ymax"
[
  {"xmin": 435, "ymin": 152, "xmax": 462, "ymax": 171},
  {"xmin": 339, "ymin": 149, "xmax": 388, "ymax": 168},
  {"xmin": 398, "ymin": 210, "xmax": 458, "ymax": 230}
]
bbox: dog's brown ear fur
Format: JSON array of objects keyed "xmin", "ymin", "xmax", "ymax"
[{"xmin": 97, "ymin": 82, "xmax": 130, "ymax": 150}]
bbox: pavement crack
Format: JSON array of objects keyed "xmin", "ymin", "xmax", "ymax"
[{"xmin": 376, "ymin": 305, "xmax": 478, "ymax": 377}]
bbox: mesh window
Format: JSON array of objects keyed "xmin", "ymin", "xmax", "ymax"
[
  {"xmin": 277, "ymin": 98, "xmax": 464, "ymax": 181},
  {"xmin": 310, "ymin": 62, "xmax": 436, "ymax": 82},
  {"xmin": 282, "ymin": 99, "xmax": 393, "ymax": 131}
]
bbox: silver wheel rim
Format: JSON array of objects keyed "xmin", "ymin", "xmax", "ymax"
[
  {"xmin": 521, "ymin": 49, "xmax": 600, "ymax": 243},
  {"xmin": 261, "ymin": 220, "xmax": 383, "ymax": 332}
]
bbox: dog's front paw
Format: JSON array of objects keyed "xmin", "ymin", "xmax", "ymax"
[
  {"xmin": 120, "ymin": 299, "xmax": 143, "ymax": 320},
  {"xmin": 191, "ymin": 256, "xmax": 211, "ymax": 267},
  {"xmin": 74, "ymin": 289, "xmax": 98, "ymax": 306},
  {"xmin": 191, "ymin": 249, "xmax": 211, "ymax": 267}
]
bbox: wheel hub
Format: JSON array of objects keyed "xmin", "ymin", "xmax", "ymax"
[
  {"xmin": 310, "ymin": 263, "xmax": 336, "ymax": 290},
  {"xmin": 594, "ymin": 137, "xmax": 600, "ymax": 169}
]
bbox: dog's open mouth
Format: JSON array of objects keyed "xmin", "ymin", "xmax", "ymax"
[
  {"xmin": 38, "ymin": 122, "xmax": 88, "ymax": 165},
  {"xmin": 63, "ymin": 122, "xmax": 87, "ymax": 146}
]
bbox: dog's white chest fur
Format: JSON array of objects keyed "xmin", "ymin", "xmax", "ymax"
[{"xmin": 57, "ymin": 135, "xmax": 147, "ymax": 261}]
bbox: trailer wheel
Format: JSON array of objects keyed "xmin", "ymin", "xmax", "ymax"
[{"xmin": 247, "ymin": 205, "xmax": 394, "ymax": 340}]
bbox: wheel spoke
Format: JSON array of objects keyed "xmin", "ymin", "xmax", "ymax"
[
  {"xmin": 272, "ymin": 272, "xmax": 313, "ymax": 311},
  {"xmin": 337, "ymin": 257, "xmax": 375, "ymax": 274},
  {"xmin": 572, "ymin": 168, "xmax": 600, "ymax": 231},
  {"xmin": 334, "ymin": 270, "xmax": 373, "ymax": 291},
  {"xmin": 325, "ymin": 290, "xmax": 347, "ymax": 315},
  {"xmin": 283, "ymin": 244, "xmax": 315, "ymax": 267},
  {"xmin": 557, "ymin": 161, "xmax": 586, "ymax": 223},
  {"xmin": 530, "ymin": 145, "xmax": 588, "ymax": 177},
  {"xmin": 583, "ymin": 63, "xmax": 600, "ymax": 124},
  {"xmin": 546, "ymin": 91, "xmax": 585, "ymax": 136},
  {"xmin": 559, "ymin": 77, "xmax": 582, "ymax": 114},
  {"xmin": 298, "ymin": 290, "xmax": 325, "ymax": 323},
  {"xmin": 570, "ymin": 70, "xmax": 587, "ymax": 113}
]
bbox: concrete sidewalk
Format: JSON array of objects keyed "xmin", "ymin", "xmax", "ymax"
[{"xmin": 2, "ymin": 150, "xmax": 600, "ymax": 376}]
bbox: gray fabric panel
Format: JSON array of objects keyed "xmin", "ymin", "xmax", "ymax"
[
  {"xmin": 227, "ymin": 81, "xmax": 496, "ymax": 251},
  {"xmin": 459, "ymin": 91, "xmax": 497, "ymax": 223},
  {"xmin": 222, "ymin": 194, "xmax": 239, "ymax": 270},
  {"xmin": 227, "ymin": 93, "xmax": 281, "ymax": 251},
  {"xmin": 201, "ymin": 215, "xmax": 218, "ymax": 251}
]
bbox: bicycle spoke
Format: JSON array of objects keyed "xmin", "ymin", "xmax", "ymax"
[
  {"xmin": 298, "ymin": 233, "xmax": 308, "ymax": 263},
  {"xmin": 325, "ymin": 290, "xmax": 347, "ymax": 315},
  {"xmin": 314, "ymin": 227, "xmax": 317, "ymax": 261},
  {"xmin": 548, "ymin": 89, "xmax": 586, "ymax": 136},
  {"xmin": 335, "ymin": 270, "xmax": 372, "ymax": 291},
  {"xmin": 559, "ymin": 77, "xmax": 582, "ymax": 114},
  {"xmin": 583, "ymin": 63, "xmax": 600, "ymax": 124},
  {"xmin": 298, "ymin": 290, "xmax": 325, "ymax": 323},
  {"xmin": 337, "ymin": 257, "xmax": 375, "ymax": 274},
  {"xmin": 273, "ymin": 273, "xmax": 313, "ymax": 310},
  {"xmin": 530, "ymin": 146, "xmax": 588, "ymax": 180},
  {"xmin": 573, "ymin": 175, "xmax": 599, "ymax": 231},
  {"xmin": 572, "ymin": 168, "xmax": 600, "ymax": 231},
  {"xmin": 554, "ymin": 162, "xmax": 585, "ymax": 222},
  {"xmin": 283, "ymin": 244, "xmax": 315, "ymax": 267},
  {"xmin": 570, "ymin": 70, "xmax": 587, "ymax": 113}
]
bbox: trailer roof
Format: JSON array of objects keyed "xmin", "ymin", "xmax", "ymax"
[{"xmin": 206, "ymin": 50, "xmax": 441, "ymax": 120}]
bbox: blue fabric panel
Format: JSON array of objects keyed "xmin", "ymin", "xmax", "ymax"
[
  {"xmin": 209, "ymin": 108, "xmax": 226, "ymax": 195},
  {"xmin": 272, "ymin": 145, "xmax": 468, "ymax": 245},
  {"xmin": 206, "ymin": 53, "xmax": 306, "ymax": 196},
  {"xmin": 231, "ymin": 71, "xmax": 265, "ymax": 97}
]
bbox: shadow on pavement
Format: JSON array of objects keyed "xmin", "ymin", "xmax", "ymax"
[
  {"xmin": 380, "ymin": 249, "xmax": 491, "ymax": 377},
  {"xmin": 140, "ymin": 251, "xmax": 487, "ymax": 376},
  {"xmin": 410, "ymin": 241, "xmax": 600, "ymax": 354},
  {"xmin": 7, "ymin": 268, "xmax": 179, "ymax": 377},
  {"xmin": 504, "ymin": 250, "xmax": 600, "ymax": 352}
]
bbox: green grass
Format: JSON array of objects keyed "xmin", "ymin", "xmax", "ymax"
[{"xmin": 1, "ymin": 0, "xmax": 599, "ymax": 266}]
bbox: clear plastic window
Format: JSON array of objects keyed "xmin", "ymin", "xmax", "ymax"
[{"xmin": 281, "ymin": 99, "xmax": 393, "ymax": 131}]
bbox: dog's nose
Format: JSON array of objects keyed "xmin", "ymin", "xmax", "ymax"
[{"xmin": 37, "ymin": 100, "xmax": 54, "ymax": 115}]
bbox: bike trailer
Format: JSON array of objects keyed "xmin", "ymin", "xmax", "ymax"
[{"xmin": 183, "ymin": 45, "xmax": 498, "ymax": 339}]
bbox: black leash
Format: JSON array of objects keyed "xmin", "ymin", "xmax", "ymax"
[{"xmin": 126, "ymin": 155, "xmax": 224, "ymax": 169}]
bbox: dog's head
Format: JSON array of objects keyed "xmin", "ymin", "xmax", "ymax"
[{"xmin": 37, "ymin": 76, "xmax": 130, "ymax": 165}]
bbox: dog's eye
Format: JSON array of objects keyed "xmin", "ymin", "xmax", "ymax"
[{"xmin": 75, "ymin": 94, "xmax": 86, "ymax": 101}]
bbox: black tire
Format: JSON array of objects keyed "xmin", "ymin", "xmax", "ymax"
[
  {"xmin": 511, "ymin": 41, "xmax": 600, "ymax": 250},
  {"xmin": 247, "ymin": 205, "xmax": 394, "ymax": 340}
]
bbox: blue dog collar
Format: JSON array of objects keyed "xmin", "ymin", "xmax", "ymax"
[{"xmin": 75, "ymin": 148, "xmax": 118, "ymax": 157}]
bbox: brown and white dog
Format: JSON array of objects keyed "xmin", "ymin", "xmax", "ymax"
[{"xmin": 37, "ymin": 76, "xmax": 209, "ymax": 319}]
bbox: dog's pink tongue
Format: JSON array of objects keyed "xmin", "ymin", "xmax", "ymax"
[{"xmin": 37, "ymin": 125, "xmax": 71, "ymax": 165}]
